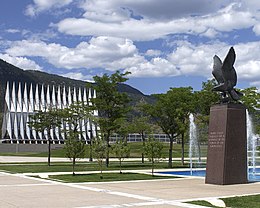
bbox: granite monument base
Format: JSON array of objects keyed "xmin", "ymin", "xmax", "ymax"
[{"xmin": 205, "ymin": 103, "xmax": 247, "ymax": 185}]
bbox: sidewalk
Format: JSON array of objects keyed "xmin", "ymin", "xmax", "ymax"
[
  {"xmin": 0, "ymin": 156, "xmax": 259, "ymax": 207},
  {"xmin": 0, "ymin": 170, "xmax": 259, "ymax": 208}
]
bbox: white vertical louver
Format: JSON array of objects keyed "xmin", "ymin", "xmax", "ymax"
[
  {"xmin": 35, "ymin": 84, "xmax": 40, "ymax": 111},
  {"xmin": 1, "ymin": 82, "xmax": 98, "ymax": 144}
]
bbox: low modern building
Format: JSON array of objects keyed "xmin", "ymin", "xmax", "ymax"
[{"xmin": 1, "ymin": 81, "xmax": 98, "ymax": 144}]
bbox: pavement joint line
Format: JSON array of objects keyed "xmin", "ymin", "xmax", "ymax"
[
  {"xmin": 177, "ymin": 192, "xmax": 260, "ymax": 202},
  {"xmin": 0, "ymin": 183, "xmax": 55, "ymax": 187},
  {"xmin": 75, "ymin": 200, "xmax": 211, "ymax": 208},
  {"xmin": 6, "ymin": 171, "xmax": 162, "ymax": 202}
]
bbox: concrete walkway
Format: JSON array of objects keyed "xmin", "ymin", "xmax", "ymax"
[
  {"xmin": 0, "ymin": 170, "xmax": 260, "ymax": 208},
  {"xmin": 0, "ymin": 156, "xmax": 259, "ymax": 207}
]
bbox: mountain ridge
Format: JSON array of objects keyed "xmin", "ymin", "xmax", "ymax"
[{"xmin": 0, "ymin": 59, "xmax": 151, "ymax": 113}]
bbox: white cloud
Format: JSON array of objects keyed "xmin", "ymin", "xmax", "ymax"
[
  {"xmin": 234, "ymin": 42, "xmax": 260, "ymax": 81},
  {"xmin": 253, "ymin": 23, "xmax": 260, "ymax": 35},
  {"xmin": 5, "ymin": 29, "xmax": 20, "ymax": 34},
  {"xmin": 6, "ymin": 37, "xmax": 137, "ymax": 70},
  {"xmin": 126, "ymin": 57, "xmax": 180, "ymax": 77},
  {"xmin": 79, "ymin": 0, "xmax": 226, "ymax": 21},
  {"xmin": 61, "ymin": 72, "xmax": 93, "ymax": 82},
  {"xmin": 167, "ymin": 40, "xmax": 260, "ymax": 84},
  {"xmin": 25, "ymin": 0, "xmax": 72, "ymax": 17},
  {"xmin": 250, "ymin": 81, "xmax": 260, "ymax": 91},
  {"xmin": 0, "ymin": 53, "xmax": 42, "ymax": 71},
  {"xmin": 5, "ymin": 37, "xmax": 260, "ymax": 87},
  {"xmin": 145, "ymin": 49, "xmax": 163, "ymax": 57},
  {"xmin": 55, "ymin": 1, "xmax": 258, "ymax": 41}
]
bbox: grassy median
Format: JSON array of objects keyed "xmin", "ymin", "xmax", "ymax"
[{"xmin": 49, "ymin": 172, "xmax": 177, "ymax": 183}]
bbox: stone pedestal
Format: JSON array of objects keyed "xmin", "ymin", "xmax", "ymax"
[{"xmin": 205, "ymin": 103, "xmax": 247, "ymax": 185}]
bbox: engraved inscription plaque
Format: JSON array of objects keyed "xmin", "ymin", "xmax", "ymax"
[{"xmin": 208, "ymin": 131, "xmax": 225, "ymax": 149}]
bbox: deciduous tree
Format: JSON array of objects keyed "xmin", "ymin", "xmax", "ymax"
[
  {"xmin": 64, "ymin": 132, "xmax": 86, "ymax": 175},
  {"xmin": 113, "ymin": 139, "xmax": 130, "ymax": 174},
  {"xmin": 144, "ymin": 137, "xmax": 163, "ymax": 176},
  {"xmin": 144, "ymin": 87, "xmax": 194, "ymax": 168},
  {"xmin": 92, "ymin": 136, "xmax": 108, "ymax": 179},
  {"xmin": 60, "ymin": 102, "xmax": 93, "ymax": 172},
  {"xmin": 91, "ymin": 71, "xmax": 131, "ymax": 167},
  {"xmin": 28, "ymin": 108, "xmax": 61, "ymax": 166}
]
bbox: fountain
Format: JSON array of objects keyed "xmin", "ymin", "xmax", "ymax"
[
  {"xmin": 246, "ymin": 110, "xmax": 257, "ymax": 176},
  {"xmin": 189, "ymin": 114, "xmax": 200, "ymax": 175},
  {"xmin": 158, "ymin": 111, "xmax": 260, "ymax": 182}
]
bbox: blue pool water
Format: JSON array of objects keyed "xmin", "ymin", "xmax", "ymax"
[{"xmin": 158, "ymin": 168, "xmax": 260, "ymax": 182}]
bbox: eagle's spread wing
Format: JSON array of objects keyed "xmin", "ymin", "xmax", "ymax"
[
  {"xmin": 222, "ymin": 47, "xmax": 237, "ymax": 87},
  {"xmin": 212, "ymin": 55, "xmax": 224, "ymax": 84},
  {"xmin": 222, "ymin": 47, "xmax": 236, "ymax": 72}
]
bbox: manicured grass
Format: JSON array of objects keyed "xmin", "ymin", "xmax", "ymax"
[
  {"xmin": 49, "ymin": 172, "xmax": 177, "ymax": 183},
  {"xmin": 0, "ymin": 148, "xmax": 66, "ymax": 157},
  {"xmin": 222, "ymin": 194, "xmax": 260, "ymax": 208},
  {"xmin": 0, "ymin": 160, "xmax": 190, "ymax": 173},
  {"xmin": 0, "ymin": 142, "xmax": 208, "ymax": 174},
  {"xmin": 188, "ymin": 195, "xmax": 260, "ymax": 208},
  {"xmin": 0, "ymin": 143, "xmax": 209, "ymax": 159},
  {"xmin": 188, "ymin": 200, "xmax": 218, "ymax": 207}
]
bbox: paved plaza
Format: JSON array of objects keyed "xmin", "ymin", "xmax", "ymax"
[{"xmin": 1, "ymin": 169, "xmax": 260, "ymax": 208}]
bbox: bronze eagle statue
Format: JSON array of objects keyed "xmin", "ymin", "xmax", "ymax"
[{"xmin": 212, "ymin": 47, "xmax": 243, "ymax": 102}]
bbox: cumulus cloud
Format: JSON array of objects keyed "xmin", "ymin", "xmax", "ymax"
[
  {"xmin": 250, "ymin": 81, "xmax": 260, "ymax": 92},
  {"xmin": 145, "ymin": 49, "xmax": 163, "ymax": 57},
  {"xmin": 55, "ymin": 1, "xmax": 258, "ymax": 41},
  {"xmin": 167, "ymin": 41, "xmax": 260, "ymax": 83},
  {"xmin": 5, "ymin": 0, "xmax": 260, "ymax": 87},
  {"xmin": 5, "ymin": 29, "xmax": 20, "ymax": 34},
  {"xmin": 6, "ymin": 37, "xmax": 137, "ymax": 70},
  {"xmin": 80, "ymin": 0, "xmax": 226, "ymax": 21},
  {"xmin": 25, "ymin": 0, "xmax": 72, "ymax": 17},
  {"xmin": 5, "ymin": 36, "xmax": 260, "ymax": 85},
  {"xmin": 0, "ymin": 53, "xmax": 42, "ymax": 71},
  {"xmin": 126, "ymin": 57, "xmax": 180, "ymax": 77},
  {"xmin": 61, "ymin": 72, "xmax": 93, "ymax": 82},
  {"xmin": 127, "ymin": 41, "xmax": 260, "ymax": 83}
]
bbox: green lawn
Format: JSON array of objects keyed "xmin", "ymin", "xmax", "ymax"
[
  {"xmin": 0, "ymin": 142, "xmax": 208, "ymax": 159},
  {"xmin": 188, "ymin": 200, "xmax": 218, "ymax": 207},
  {"xmin": 0, "ymin": 160, "xmax": 190, "ymax": 173},
  {"xmin": 49, "ymin": 172, "xmax": 177, "ymax": 183},
  {"xmin": 222, "ymin": 195, "xmax": 260, "ymax": 208},
  {"xmin": 188, "ymin": 194, "xmax": 260, "ymax": 208},
  {"xmin": 0, "ymin": 142, "xmax": 208, "ymax": 174}
]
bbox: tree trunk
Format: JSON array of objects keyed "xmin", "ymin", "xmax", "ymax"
[
  {"xmin": 198, "ymin": 141, "xmax": 201, "ymax": 163},
  {"xmin": 168, "ymin": 138, "xmax": 173, "ymax": 168},
  {"xmin": 120, "ymin": 159, "xmax": 122, "ymax": 174},
  {"xmin": 100, "ymin": 160, "xmax": 103, "ymax": 179},
  {"xmin": 152, "ymin": 159, "xmax": 154, "ymax": 176},
  {"xmin": 181, "ymin": 133, "xmax": 185, "ymax": 166},
  {"xmin": 47, "ymin": 129, "xmax": 51, "ymax": 166},
  {"xmin": 73, "ymin": 157, "xmax": 76, "ymax": 176},
  {"xmin": 106, "ymin": 139, "xmax": 109, "ymax": 167},
  {"xmin": 141, "ymin": 132, "xmax": 145, "ymax": 163},
  {"xmin": 106, "ymin": 134, "xmax": 110, "ymax": 167},
  {"xmin": 89, "ymin": 141, "xmax": 93, "ymax": 162}
]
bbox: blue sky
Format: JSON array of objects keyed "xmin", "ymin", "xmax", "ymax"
[{"xmin": 0, "ymin": 0, "xmax": 260, "ymax": 95}]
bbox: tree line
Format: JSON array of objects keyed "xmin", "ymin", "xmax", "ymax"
[{"xmin": 29, "ymin": 71, "xmax": 260, "ymax": 173}]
